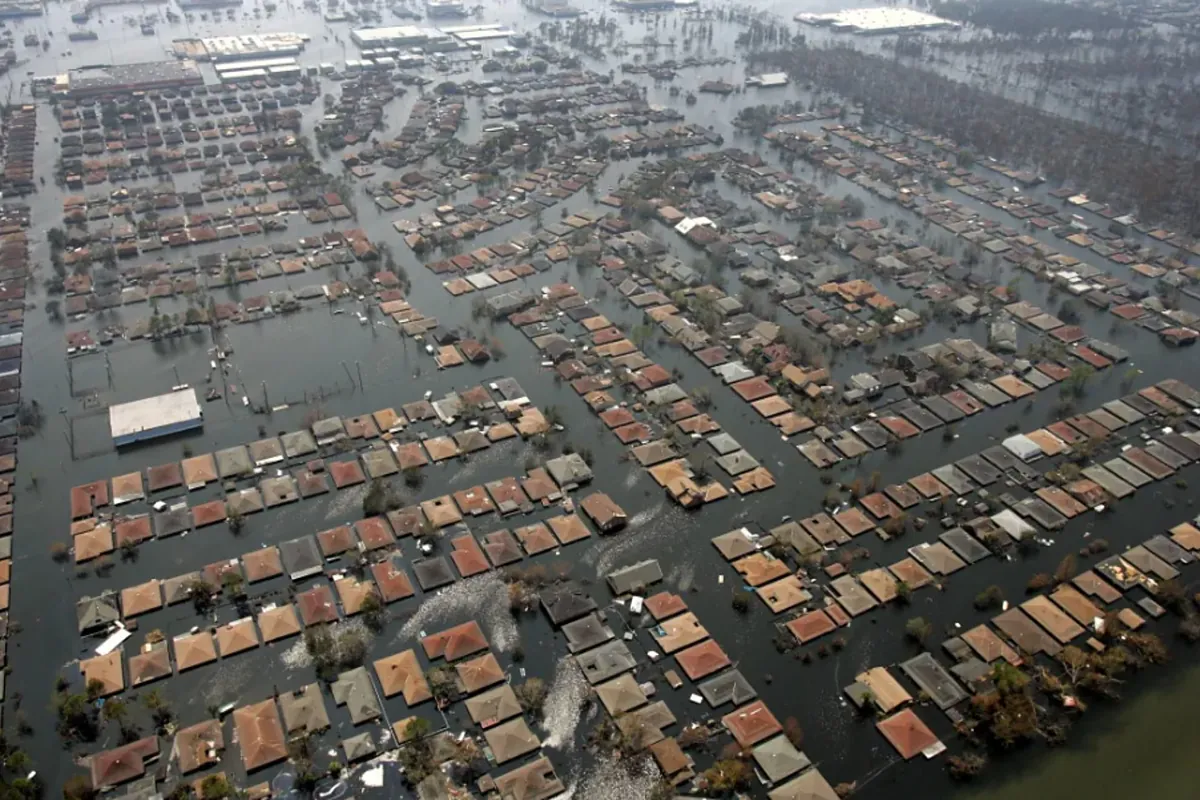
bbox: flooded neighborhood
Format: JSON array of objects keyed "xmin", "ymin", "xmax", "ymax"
[{"xmin": 0, "ymin": 0, "xmax": 1198, "ymax": 799}]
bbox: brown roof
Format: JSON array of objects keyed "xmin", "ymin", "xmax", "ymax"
[
  {"xmin": 121, "ymin": 579, "xmax": 163, "ymax": 618},
  {"xmin": 493, "ymin": 756, "xmax": 565, "ymax": 800},
  {"xmin": 174, "ymin": 632, "xmax": 218, "ymax": 671},
  {"xmin": 370, "ymin": 559, "xmax": 415, "ymax": 602},
  {"xmin": 242, "ymin": 547, "xmax": 283, "ymax": 582},
  {"xmin": 421, "ymin": 620, "xmax": 488, "ymax": 662},
  {"xmin": 452, "ymin": 485, "xmax": 495, "ymax": 516},
  {"xmin": 420, "ymin": 495, "xmax": 463, "ymax": 528},
  {"xmin": 181, "ymin": 454, "xmax": 219, "ymax": 487},
  {"xmin": 722, "ymin": 701, "xmax": 782, "ymax": 748},
  {"xmin": 650, "ymin": 612, "xmax": 708, "ymax": 653},
  {"xmin": 514, "ymin": 522, "xmax": 557, "ymax": 555},
  {"xmin": 387, "ymin": 505, "xmax": 427, "ymax": 537},
  {"xmin": 483, "ymin": 718, "xmax": 541, "ymax": 764},
  {"xmin": 317, "ymin": 525, "xmax": 358, "ymax": 557},
  {"xmin": 128, "ymin": 645, "xmax": 172, "ymax": 687},
  {"xmin": 257, "ymin": 604, "xmax": 302, "ymax": 642},
  {"xmin": 233, "ymin": 699, "xmax": 287, "ymax": 772},
  {"xmin": 334, "ymin": 576, "xmax": 378, "ymax": 615},
  {"xmin": 296, "ymin": 584, "xmax": 338, "ymax": 626},
  {"xmin": 580, "ymin": 492, "xmax": 626, "ymax": 530},
  {"xmin": 147, "ymin": 462, "xmax": 183, "ymax": 491},
  {"xmin": 215, "ymin": 618, "xmax": 261, "ymax": 657},
  {"xmin": 71, "ymin": 480, "xmax": 109, "ymax": 519},
  {"xmin": 674, "ymin": 639, "xmax": 731, "ymax": 680},
  {"xmin": 455, "ymin": 652, "xmax": 504, "ymax": 694},
  {"xmin": 75, "ymin": 523, "xmax": 115, "ymax": 563},
  {"xmin": 114, "ymin": 515, "xmax": 153, "ymax": 547},
  {"xmin": 173, "ymin": 719, "xmax": 224, "ymax": 774},
  {"xmin": 81, "ymin": 650, "xmax": 124, "ymax": 697},
  {"xmin": 111, "ymin": 471, "xmax": 144, "ymax": 504},
  {"xmin": 373, "ymin": 649, "xmax": 431, "ymax": 704},
  {"xmin": 449, "ymin": 534, "xmax": 489, "ymax": 577},
  {"xmin": 90, "ymin": 736, "xmax": 158, "ymax": 789},
  {"xmin": 644, "ymin": 591, "xmax": 688, "ymax": 621},
  {"xmin": 649, "ymin": 737, "xmax": 692, "ymax": 779},
  {"xmin": 547, "ymin": 513, "xmax": 590, "ymax": 544},
  {"xmin": 191, "ymin": 500, "xmax": 227, "ymax": 528},
  {"xmin": 876, "ymin": 708, "xmax": 938, "ymax": 759},
  {"xmin": 354, "ymin": 516, "xmax": 396, "ymax": 550}
]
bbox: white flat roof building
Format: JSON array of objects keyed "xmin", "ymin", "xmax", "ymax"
[
  {"xmin": 110, "ymin": 388, "xmax": 203, "ymax": 447},
  {"xmin": 351, "ymin": 25, "xmax": 432, "ymax": 47},
  {"xmin": 749, "ymin": 72, "xmax": 789, "ymax": 87},
  {"xmin": 795, "ymin": 8, "xmax": 958, "ymax": 34}
]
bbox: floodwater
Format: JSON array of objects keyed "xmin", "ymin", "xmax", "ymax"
[
  {"xmin": 964, "ymin": 659, "xmax": 1200, "ymax": 800},
  {"xmin": 1, "ymin": 0, "xmax": 1198, "ymax": 798}
]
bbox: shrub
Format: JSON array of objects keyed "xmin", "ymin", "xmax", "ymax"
[
  {"xmin": 905, "ymin": 617, "xmax": 932, "ymax": 645},
  {"xmin": 1026, "ymin": 573, "xmax": 1054, "ymax": 593},
  {"xmin": 974, "ymin": 585, "xmax": 1004, "ymax": 611},
  {"xmin": 731, "ymin": 591, "xmax": 751, "ymax": 613}
]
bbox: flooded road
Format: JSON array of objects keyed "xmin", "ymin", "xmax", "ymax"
[{"xmin": 1, "ymin": 1, "xmax": 1199, "ymax": 799}]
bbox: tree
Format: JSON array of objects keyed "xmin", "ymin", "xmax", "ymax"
[
  {"xmin": 188, "ymin": 579, "xmax": 217, "ymax": 614},
  {"xmin": 514, "ymin": 678, "xmax": 548, "ymax": 718},
  {"xmin": 200, "ymin": 775, "xmax": 232, "ymax": 800},
  {"xmin": 783, "ymin": 717, "xmax": 803, "ymax": 749},
  {"xmin": 894, "ymin": 580, "xmax": 911, "ymax": 604},
  {"xmin": 701, "ymin": 759, "xmax": 751, "ymax": 793},
  {"xmin": 226, "ymin": 505, "xmax": 245, "ymax": 534},
  {"xmin": 947, "ymin": 752, "xmax": 987, "ymax": 780},
  {"xmin": 905, "ymin": 617, "xmax": 932, "ymax": 645},
  {"xmin": 363, "ymin": 478, "xmax": 390, "ymax": 515},
  {"xmin": 101, "ymin": 698, "xmax": 128, "ymax": 728},
  {"xmin": 143, "ymin": 688, "xmax": 173, "ymax": 728},
  {"xmin": 221, "ymin": 571, "xmax": 246, "ymax": 599},
  {"xmin": 63, "ymin": 775, "xmax": 96, "ymax": 800},
  {"xmin": 402, "ymin": 466, "xmax": 424, "ymax": 488},
  {"xmin": 1053, "ymin": 554, "xmax": 1077, "ymax": 586},
  {"xmin": 359, "ymin": 591, "xmax": 386, "ymax": 633}
]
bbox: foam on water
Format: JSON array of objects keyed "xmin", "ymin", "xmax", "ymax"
[
  {"xmin": 553, "ymin": 755, "xmax": 660, "ymax": 800},
  {"xmin": 396, "ymin": 572, "xmax": 519, "ymax": 651},
  {"xmin": 324, "ymin": 481, "xmax": 367, "ymax": 520},
  {"xmin": 540, "ymin": 658, "xmax": 589, "ymax": 749}
]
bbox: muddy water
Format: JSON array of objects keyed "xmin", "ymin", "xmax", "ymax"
[
  {"xmin": 3, "ymin": 1, "xmax": 1200, "ymax": 798},
  {"xmin": 963, "ymin": 659, "xmax": 1200, "ymax": 800}
]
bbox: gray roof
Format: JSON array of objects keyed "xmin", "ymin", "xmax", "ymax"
[
  {"xmin": 606, "ymin": 559, "xmax": 663, "ymax": 596},
  {"xmin": 540, "ymin": 581, "xmax": 597, "ymax": 626},
  {"xmin": 331, "ymin": 667, "xmax": 382, "ymax": 725},
  {"xmin": 698, "ymin": 669, "xmax": 757, "ymax": 707},
  {"xmin": 752, "ymin": 736, "xmax": 811, "ymax": 784},
  {"xmin": 279, "ymin": 683, "xmax": 331, "ymax": 734},
  {"xmin": 561, "ymin": 612, "xmax": 614, "ymax": 653},
  {"xmin": 77, "ymin": 592, "xmax": 120, "ymax": 633},
  {"xmin": 575, "ymin": 639, "xmax": 637, "ymax": 685},
  {"xmin": 544, "ymin": 453, "xmax": 593, "ymax": 489},
  {"xmin": 279, "ymin": 535, "xmax": 324, "ymax": 580},
  {"xmin": 342, "ymin": 732, "xmax": 377, "ymax": 762}
]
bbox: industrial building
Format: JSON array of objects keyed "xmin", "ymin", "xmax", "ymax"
[
  {"xmin": 795, "ymin": 8, "xmax": 959, "ymax": 34},
  {"xmin": 171, "ymin": 32, "xmax": 309, "ymax": 61},
  {"xmin": 350, "ymin": 25, "xmax": 431, "ymax": 48},
  {"xmin": 109, "ymin": 388, "xmax": 203, "ymax": 447},
  {"xmin": 66, "ymin": 60, "xmax": 204, "ymax": 98},
  {"xmin": 747, "ymin": 72, "xmax": 788, "ymax": 88},
  {"xmin": 612, "ymin": 0, "xmax": 678, "ymax": 11},
  {"xmin": 425, "ymin": 0, "xmax": 466, "ymax": 16}
]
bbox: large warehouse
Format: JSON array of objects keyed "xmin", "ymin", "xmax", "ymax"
[
  {"xmin": 66, "ymin": 60, "xmax": 204, "ymax": 98},
  {"xmin": 109, "ymin": 388, "xmax": 203, "ymax": 447}
]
